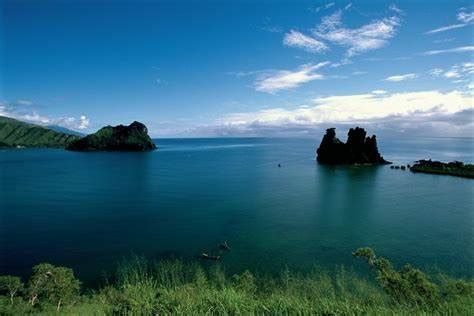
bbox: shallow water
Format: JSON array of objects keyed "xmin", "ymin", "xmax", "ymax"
[{"xmin": 0, "ymin": 137, "xmax": 473, "ymax": 284}]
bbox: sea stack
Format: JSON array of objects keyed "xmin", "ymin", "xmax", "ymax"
[
  {"xmin": 66, "ymin": 121, "xmax": 156, "ymax": 151},
  {"xmin": 316, "ymin": 127, "xmax": 390, "ymax": 165}
]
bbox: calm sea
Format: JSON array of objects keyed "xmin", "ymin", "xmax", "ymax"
[{"xmin": 1, "ymin": 137, "xmax": 473, "ymax": 285}]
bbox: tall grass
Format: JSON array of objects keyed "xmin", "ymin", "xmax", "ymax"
[{"xmin": 0, "ymin": 251, "xmax": 472, "ymax": 315}]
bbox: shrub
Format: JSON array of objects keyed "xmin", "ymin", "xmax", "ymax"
[
  {"xmin": 26, "ymin": 263, "xmax": 81, "ymax": 311},
  {"xmin": 353, "ymin": 247, "xmax": 440, "ymax": 307}
]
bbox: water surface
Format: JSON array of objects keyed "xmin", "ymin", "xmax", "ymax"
[{"xmin": 1, "ymin": 137, "xmax": 473, "ymax": 284}]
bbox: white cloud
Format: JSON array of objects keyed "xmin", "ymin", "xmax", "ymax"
[
  {"xmin": 433, "ymin": 37, "xmax": 455, "ymax": 43},
  {"xmin": 444, "ymin": 70, "xmax": 460, "ymax": 79},
  {"xmin": 0, "ymin": 100, "xmax": 90, "ymax": 131},
  {"xmin": 428, "ymin": 63, "xmax": 474, "ymax": 85},
  {"xmin": 389, "ymin": 4, "xmax": 403, "ymax": 14},
  {"xmin": 283, "ymin": 30, "xmax": 328, "ymax": 53},
  {"xmin": 423, "ymin": 46, "xmax": 474, "ymax": 55},
  {"xmin": 208, "ymin": 90, "xmax": 473, "ymax": 136},
  {"xmin": 78, "ymin": 115, "xmax": 90, "ymax": 129},
  {"xmin": 425, "ymin": 23, "xmax": 466, "ymax": 34},
  {"xmin": 371, "ymin": 90, "xmax": 387, "ymax": 94},
  {"xmin": 457, "ymin": 11, "xmax": 474, "ymax": 23},
  {"xmin": 425, "ymin": 9, "xmax": 474, "ymax": 34},
  {"xmin": 254, "ymin": 62, "xmax": 330, "ymax": 93},
  {"xmin": 384, "ymin": 73, "xmax": 417, "ymax": 82},
  {"xmin": 16, "ymin": 100, "xmax": 33, "ymax": 106},
  {"xmin": 312, "ymin": 10, "xmax": 401, "ymax": 56},
  {"xmin": 311, "ymin": 2, "xmax": 335, "ymax": 13},
  {"xmin": 444, "ymin": 62, "xmax": 474, "ymax": 79},
  {"xmin": 429, "ymin": 68, "xmax": 444, "ymax": 76}
]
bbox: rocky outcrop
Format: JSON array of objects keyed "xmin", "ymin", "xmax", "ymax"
[
  {"xmin": 410, "ymin": 160, "xmax": 474, "ymax": 178},
  {"xmin": 66, "ymin": 121, "xmax": 156, "ymax": 151},
  {"xmin": 316, "ymin": 127, "xmax": 390, "ymax": 165}
]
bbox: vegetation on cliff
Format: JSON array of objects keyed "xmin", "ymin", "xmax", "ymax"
[
  {"xmin": 316, "ymin": 127, "xmax": 390, "ymax": 165},
  {"xmin": 0, "ymin": 116, "xmax": 80, "ymax": 148},
  {"xmin": 410, "ymin": 160, "xmax": 474, "ymax": 178},
  {"xmin": 0, "ymin": 249, "xmax": 472, "ymax": 315},
  {"xmin": 66, "ymin": 121, "xmax": 156, "ymax": 151}
]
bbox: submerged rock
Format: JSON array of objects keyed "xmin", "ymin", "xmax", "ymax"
[
  {"xmin": 66, "ymin": 121, "xmax": 156, "ymax": 151},
  {"xmin": 316, "ymin": 127, "xmax": 390, "ymax": 165}
]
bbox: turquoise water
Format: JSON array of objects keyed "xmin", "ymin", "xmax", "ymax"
[{"xmin": 0, "ymin": 137, "xmax": 473, "ymax": 285}]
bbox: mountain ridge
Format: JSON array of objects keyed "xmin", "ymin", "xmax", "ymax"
[{"xmin": 0, "ymin": 116, "xmax": 80, "ymax": 148}]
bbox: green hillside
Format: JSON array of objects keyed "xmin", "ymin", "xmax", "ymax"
[{"xmin": 0, "ymin": 116, "xmax": 81, "ymax": 148}]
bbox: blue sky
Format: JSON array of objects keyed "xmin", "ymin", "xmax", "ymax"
[{"xmin": 1, "ymin": 0, "xmax": 473, "ymax": 137}]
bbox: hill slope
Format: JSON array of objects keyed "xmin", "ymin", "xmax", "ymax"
[
  {"xmin": 0, "ymin": 116, "xmax": 81, "ymax": 148},
  {"xmin": 47, "ymin": 125, "xmax": 85, "ymax": 137}
]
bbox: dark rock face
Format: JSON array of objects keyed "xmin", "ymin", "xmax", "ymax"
[
  {"xmin": 316, "ymin": 127, "xmax": 390, "ymax": 165},
  {"xmin": 66, "ymin": 121, "xmax": 157, "ymax": 151}
]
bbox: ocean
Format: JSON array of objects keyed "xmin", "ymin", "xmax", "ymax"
[{"xmin": 0, "ymin": 137, "xmax": 473, "ymax": 285}]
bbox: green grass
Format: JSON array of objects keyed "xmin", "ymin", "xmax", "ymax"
[{"xmin": 0, "ymin": 249, "xmax": 472, "ymax": 315}]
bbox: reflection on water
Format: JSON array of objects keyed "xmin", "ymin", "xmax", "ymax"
[{"xmin": 0, "ymin": 137, "xmax": 473, "ymax": 285}]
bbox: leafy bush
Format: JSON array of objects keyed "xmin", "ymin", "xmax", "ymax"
[
  {"xmin": 0, "ymin": 276, "xmax": 23, "ymax": 304},
  {"xmin": 27, "ymin": 263, "xmax": 80, "ymax": 311},
  {"xmin": 353, "ymin": 247, "xmax": 441, "ymax": 307}
]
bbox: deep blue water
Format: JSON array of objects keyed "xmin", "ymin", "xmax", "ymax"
[{"xmin": 1, "ymin": 137, "xmax": 473, "ymax": 285}]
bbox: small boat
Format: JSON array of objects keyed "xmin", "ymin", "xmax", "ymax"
[
  {"xmin": 219, "ymin": 241, "xmax": 230, "ymax": 251},
  {"xmin": 201, "ymin": 253, "xmax": 220, "ymax": 260}
]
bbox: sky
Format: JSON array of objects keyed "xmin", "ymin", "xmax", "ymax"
[{"xmin": 1, "ymin": 0, "xmax": 473, "ymax": 137}]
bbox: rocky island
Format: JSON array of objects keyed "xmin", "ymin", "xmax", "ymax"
[
  {"xmin": 410, "ymin": 160, "xmax": 474, "ymax": 179},
  {"xmin": 316, "ymin": 127, "xmax": 390, "ymax": 165},
  {"xmin": 66, "ymin": 121, "xmax": 156, "ymax": 151}
]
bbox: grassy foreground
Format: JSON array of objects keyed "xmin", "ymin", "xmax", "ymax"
[{"xmin": 0, "ymin": 248, "xmax": 472, "ymax": 315}]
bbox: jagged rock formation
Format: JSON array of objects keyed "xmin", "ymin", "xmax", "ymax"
[
  {"xmin": 410, "ymin": 160, "xmax": 474, "ymax": 178},
  {"xmin": 66, "ymin": 121, "xmax": 156, "ymax": 151},
  {"xmin": 316, "ymin": 127, "xmax": 390, "ymax": 165},
  {"xmin": 0, "ymin": 116, "xmax": 80, "ymax": 148}
]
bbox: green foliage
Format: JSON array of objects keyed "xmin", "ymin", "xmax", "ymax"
[
  {"xmin": 0, "ymin": 251, "xmax": 472, "ymax": 314},
  {"xmin": 354, "ymin": 247, "xmax": 442, "ymax": 307},
  {"xmin": 0, "ymin": 116, "xmax": 80, "ymax": 148},
  {"xmin": 0, "ymin": 276, "xmax": 23, "ymax": 304},
  {"xmin": 410, "ymin": 160, "xmax": 474, "ymax": 178},
  {"xmin": 27, "ymin": 263, "xmax": 81, "ymax": 311},
  {"xmin": 66, "ymin": 121, "xmax": 156, "ymax": 151}
]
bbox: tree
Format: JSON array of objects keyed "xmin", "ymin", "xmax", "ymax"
[
  {"xmin": 27, "ymin": 263, "xmax": 81, "ymax": 311},
  {"xmin": 353, "ymin": 247, "xmax": 440, "ymax": 307},
  {"xmin": 0, "ymin": 275, "xmax": 23, "ymax": 304}
]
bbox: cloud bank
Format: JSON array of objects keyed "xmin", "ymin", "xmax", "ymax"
[
  {"xmin": 282, "ymin": 6, "xmax": 402, "ymax": 57},
  {"xmin": 186, "ymin": 89, "xmax": 473, "ymax": 137},
  {"xmin": 312, "ymin": 11, "xmax": 401, "ymax": 57},
  {"xmin": 0, "ymin": 100, "xmax": 90, "ymax": 131}
]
